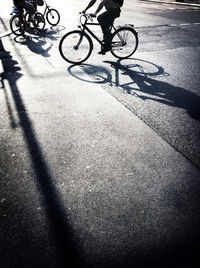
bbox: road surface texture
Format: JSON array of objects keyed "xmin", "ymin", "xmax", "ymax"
[{"xmin": 0, "ymin": 1, "xmax": 200, "ymax": 268}]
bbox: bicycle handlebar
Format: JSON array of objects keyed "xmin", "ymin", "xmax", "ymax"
[{"xmin": 78, "ymin": 12, "xmax": 94, "ymax": 25}]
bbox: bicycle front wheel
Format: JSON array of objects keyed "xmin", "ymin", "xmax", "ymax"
[
  {"xmin": 111, "ymin": 27, "xmax": 138, "ymax": 59},
  {"xmin": 46, "ymin": 9, "xmax": 60, "ymax": 26},
  {"xmin": 59, "ymin": 30, "xmax": 93, "ymax": 65},
  {"xmin": 10, "ymin": 14, "xmax": 25, "ymax": 36}
]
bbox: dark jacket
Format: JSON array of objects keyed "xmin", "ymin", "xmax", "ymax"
[{"xmin": 13, "ymin": 0, "xmax": 25, "ymax": 5}]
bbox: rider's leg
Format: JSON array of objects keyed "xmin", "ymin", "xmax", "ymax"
[
  {"xmin": 15, "ymin": 7, "xmax": 24, "ymax": 24},
  {"xmin": 15, "ymin": 1, "xmax": 36, "ymax": 22},
  {"xmin": 97, "ymin": 8, "xmax": 120, "ymax": 53},
  {"xmin": 23, "ymin": 1, "xmax": 36, "ymax": 21}
]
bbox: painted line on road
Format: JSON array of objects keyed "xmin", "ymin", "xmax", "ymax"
[
  {"xmin": 136, "ymin": 22, "xmax": 200, "ymax": 29},
  {"xmin": 169, "ymin": 22, "xmax": 200, "ymax": 27},
  {"xmin": 180, "ymin": 23, "xmax": 192, "ymax": 26},
  {"xmin": 146, "ymin": 0, "xmax": 200, "ymax": 8}
]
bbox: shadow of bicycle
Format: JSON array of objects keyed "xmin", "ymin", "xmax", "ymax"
[
  {"xmin": 68, "ymin": 58, "xmax": 200, "ymax": 121},
  {"xmin": 13, "ymin": 24, "xmax": 66, "ymax": 56}
]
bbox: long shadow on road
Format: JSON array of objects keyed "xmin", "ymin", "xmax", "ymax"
[{"xmin": 0, "ymin": 41, "xmax": 83, "ymax": 267}]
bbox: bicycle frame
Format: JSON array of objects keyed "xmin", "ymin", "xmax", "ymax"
[
  {"xmin": 42, "ymin": 0, "xmax": 50, "ymax": 16},
  {"xmin": 78, "ymin": 14, "xmax": 117, "ymax": 47},
  {"xmin": 59, "ymin": 12, "xmax": 138, "ymax": 65}
]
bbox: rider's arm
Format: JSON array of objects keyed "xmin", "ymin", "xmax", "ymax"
[
  {"xmin": 83, "ymin": 0, "xmax": 97, "ymax": 13},
  {"xmin": 93, "ymin": 0, "xmax": 106, "ymax": 16}
]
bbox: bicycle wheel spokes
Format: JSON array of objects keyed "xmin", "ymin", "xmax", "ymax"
[
  {"xmin": 59, "ymin": 30, "xmax": 92, "ymax": 64},
  {"xmin": 46, "ymin": 9, "xmax": 60, "ymax": 26},
  {"xmin": 10, "ymin": 15, "xmax": 25, "ymax": 36},
  {"xmin": 33, "ymin": 12, "xmax": 45, "ymax": 30},
  {"xmin": 111, "ymin": 27, "xmax": 138, "ymax": 59}
]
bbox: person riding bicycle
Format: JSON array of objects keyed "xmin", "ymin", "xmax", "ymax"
[
  {"xmin": 82, "ymin": 0, "xmax": 121, "ymax": 54},
  {"xmin": 12, "ymin": 0, "xmax": 36, "ymax": 21}
]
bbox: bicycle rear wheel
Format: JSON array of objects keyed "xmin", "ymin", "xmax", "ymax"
[
  {"xmin": 111, "ymin": 27, "xmax": 138, "ymax": 59},
  {"xmin": 33, "ymin": 12, "xmax": 45, "ymax": 30},
  {"xmin": 46, "ymin": 9, "xmax": 60, "ymax": 26},
  {"xmin": 10, "ymin": 14, "xmax": 25, "ymax": 36},
  {"xmin": 59, "ymin": 30, "xmax": 93, "ymax": 65}
]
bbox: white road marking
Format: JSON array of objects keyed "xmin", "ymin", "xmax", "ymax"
[{"xmin": 180, "ymin": 23, "xmax": 192, "ymax": 26}]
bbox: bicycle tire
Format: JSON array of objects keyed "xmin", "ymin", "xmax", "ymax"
[
  {"xmin": 46, "ymin": 9, "xmax": 60, "ymax": 26},
  {"xmin": 10, "ymin": 14, "xmax": 25, "ymax": 36},
  {"xmin": 33, "ymin": 12, "xmax": 45, "ymax": 30},
  {"xmin": 59, "ymin": 30, "xmax": 93, "ymax": 65},
  {"xmin": 110, "ymin": 26, "xmax": 138, "ymax": 59}
]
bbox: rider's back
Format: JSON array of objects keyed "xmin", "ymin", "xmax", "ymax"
[
  {"xmin": 13, "ymin": 0, "xmax": 25, "ymax": 6},
  {"xmin": 113, "ymin": 0, "xmax": 124, "ymax": 8},
  {"xmin": 13, "ymin": 0, "xmax": 25, "ymax": 3},
  {"xmin": 104, "ymin": 0, "xmax": 119, "ymax": 10}
]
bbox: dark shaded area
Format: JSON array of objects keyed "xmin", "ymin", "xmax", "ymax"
[
  {"xmin": 0, "ymin": 39, "xmax": 84, "ymax": 267},
  {"xmin": 122, "ymin": 235, "xmax": 200, "ymax": 268}
]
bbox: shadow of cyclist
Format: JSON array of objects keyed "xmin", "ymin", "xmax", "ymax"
[
  {"xmin": 13, "ymin": 25, "xmax": 64, "ymax": 56},
  {"xmin": 75, "ymin": 59, "xmax": 199, "ymax": 121},
  {"xmin": 105, "ymin": 59, "xmax": 200, "ymax": 121},
  {"xmin": 0, "ymin": 40, "xmax": 83, "ymax": 267},
  {"xmin": 13, "ymin": 35, "xmax": 53, "ymax": 56}
]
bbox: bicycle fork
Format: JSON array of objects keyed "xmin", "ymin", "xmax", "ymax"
[{"xmin": 74, "ymin": 28, "xmax": 86, "ymax": 50}]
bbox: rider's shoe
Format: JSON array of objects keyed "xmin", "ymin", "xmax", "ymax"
[
  {"xmin": 98, "ymin": 35, "xmax": 112, "ymax": 55},
  {"xmin": 98, "ymin": 43, "xmax": 110, "ymax": 55},
  {"xmin": 98, "ymin": 49, "xmax": 106, "ymax": 55}
]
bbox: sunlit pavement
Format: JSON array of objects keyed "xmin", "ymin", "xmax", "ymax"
[{"xmin": 1, "ymin": 1, "xmax": 200, "ymax": 268}]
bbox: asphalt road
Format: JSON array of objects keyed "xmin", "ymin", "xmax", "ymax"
[
  {"xmin": 0, "ymin": 1, "xmax": 200, "ymax": 268},
  {"xmin": 77, "ymin": 0, "xmax": 200, "ymax": 168}
]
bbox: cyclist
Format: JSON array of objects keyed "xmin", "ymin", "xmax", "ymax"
[
  {"xmin": 82, "ymin": 0, "xmax": 121, "ymax": 54},
  {"xmin": 12, "ymin": 0, "xmax": 36, "ymax": 21},
  {"xmin": 31, "ymin": 0, "xmax": 44, "ymax": 9}
]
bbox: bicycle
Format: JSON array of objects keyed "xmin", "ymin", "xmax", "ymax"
[
  {"xmin": 10, "ymin": 6, "xmax": 45, "ymax": 36},
  {"xmin": 42, "ymin": 0, "xmax": 60, "ymax": 26},
  {"xmin": 59, "ymin": 13, "xmax": 138, "ymax": 65}
]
